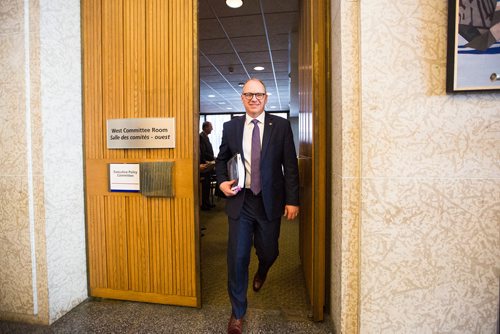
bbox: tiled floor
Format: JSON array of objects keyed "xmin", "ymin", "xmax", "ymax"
[
  {"xmin": 0, "ymin": 201, "xmax": 333, "ymax": 333},
  {"xmin": 1, "ymin": 299, "xmax": 332, "ymax": 333}
]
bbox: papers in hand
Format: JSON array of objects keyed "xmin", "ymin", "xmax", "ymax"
[{"xmin": 227, "ymin": 153, "xmax": 245, "ymax": 192}]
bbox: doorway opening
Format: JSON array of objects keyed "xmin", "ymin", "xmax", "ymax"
[{"xmin": 196, "ymin": 0, "xmax": 309, "ymax": 316}]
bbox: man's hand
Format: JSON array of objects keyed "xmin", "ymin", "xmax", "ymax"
[
  {"xmin": 284, "ymin": 205, "xmax": 299, "ymax": 220},
  {"xmin": 219, "ymin": 180, "xmax": 238, "ymax": 197},
  {"xmin": 200, "ymin": 163, "xmax": 215, "ymax": 173}
]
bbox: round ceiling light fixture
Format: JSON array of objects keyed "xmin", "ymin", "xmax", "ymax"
[
  {"xmin": 253, "ymin": 66, "xmax": 265, "ymax": 71},
  {"xmin": 226, "ymin": 0, "xmax": 243, "ymax": 9}
]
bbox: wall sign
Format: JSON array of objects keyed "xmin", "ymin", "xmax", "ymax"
[
  {"xmin": 107, "ymin": 118, "xmax": 176, "ymax": 149},
  {"xmin": 109, "ymin": 164, "xmax": 140, "ymax": 192}
]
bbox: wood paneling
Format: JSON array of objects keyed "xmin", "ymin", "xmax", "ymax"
[
  {"xmin": 82, "ymin": 0, "xmax": 199, "ymax": 306},
  {"xmin": 298, "ymin": 0, "xmax": 329, "ymax": 321}
]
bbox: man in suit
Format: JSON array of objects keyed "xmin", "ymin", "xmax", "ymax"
[
  {"xmin": 200, "ymin": 121, "xmax": 215, "ymax": 210},
  {"xmin": 215, "ymin": 78, "xmax": 299, "ymax": 334}
]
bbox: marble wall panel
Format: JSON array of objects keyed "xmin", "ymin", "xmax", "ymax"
[
  {"xmin": 30, "ymin": 0, "xmax": 50, "ymax": 324},
  {"xmin": 0, "ymin": 0, "xmax": 35, "ymax": 319},
  {"xmin": 339, "ymin": 1, "xmax": 500, "ymax": 333},
  {"xmin": 331, "ymin": 1, "xmax": 343, "ymax": 331},
  {"xmin": 339, "ymin": 0, "xmax": 361, "ymax": 179},
  {"xmin": 362, "ymin": 96, "xmax": 500, "ymax": 178},
  {"xmin": 360, "ymin": 0, "xmax": 500, "ymax": 179},
  {"xmin": 29, "ymin": 0, "xmax": 43, "ymax": 177},
  {"xmin": 0, "ymin": 34, "xmax": 24, "ymax": 87},
  {"xmin": 331, "ymin": 0, "xmax": 342, "ymax": 175},
  {"xmin": 359, "ymin": 2, "xmax": 447, "ymax": 97},
  {"xmin": 43, "ymin": 175, "xmax": 86, "ymax": 322},
  {"xmin": 39, "ymin": 0, "xmax": 86, "ymax": 323},
  {"xmin": 339, "ymin": 177, "xmax": 360, "ymax": 334},
  {"xmin": 331, "ymin": 173, "xmax": 343, "ymax": 334},
  {"xmin": 0, "ymin": 177, "xmax": 33, "ymax": 315},
  {"xmin": 33, "ymin": 175, "xmax": 49, "ymax": 323},
  {"xmin": 0, "ymin": 0, "xmax": 23, "ymax": 34},
  {"xmin": 330, "ymin": 175, "xmax": 363, "ymax": 334},
  {"xmin": 0, "ymin": 83, "xmax": 28, "ymax": 176},
  {"xmin": 361, "ymin": 178, "xmax": 500, "ymax": 333},
  {"xmin": 0, "ymin": 0, "xmax": 83, "ymax": 324},
  {"xmin": 0, "ymin": 32, "xmax": 28, "ymax": 176},
  {"xmin": 330, "ymin": 0, "xmax": 362, "ymax": 332},
  {"xmin": 358, "ymin": 1, "xmax": 500, "ymax": 330}
]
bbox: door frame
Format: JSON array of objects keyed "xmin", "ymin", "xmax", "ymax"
[{"xmin": 298, "ymin": 0, "xmax": 331, "ymax": 322}]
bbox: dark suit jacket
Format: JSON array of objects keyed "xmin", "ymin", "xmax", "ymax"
[
  {"xmin": 200, "ymin": 132, "xmax": 214, "ymax": 163},
  {"xmin": 215, "ymin": 113, "xmax": 299, "ymax": 221}
]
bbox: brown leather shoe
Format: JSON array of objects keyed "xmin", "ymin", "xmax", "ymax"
[
  {"xmin": 252, "ymin": 272, "xmax": 267, "ymax": 292},
  {"xmin": 227, "ymin": 315, "xmax": 243, "ymax": 334}
]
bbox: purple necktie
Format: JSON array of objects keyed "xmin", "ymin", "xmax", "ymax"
[{"xmin": 250, "ymin": 119, "xmax": 261, "ymax": 195}]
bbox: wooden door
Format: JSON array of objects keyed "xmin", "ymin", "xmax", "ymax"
[
  {"xmin": 82, "ymin": 0, "xmax": 200, "ymax": 307},
  {"xmin": 298, "ymin": 0, "xmax": 329, "ymax": 321}
]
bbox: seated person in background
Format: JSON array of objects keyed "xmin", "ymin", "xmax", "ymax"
[{"xmin": 200, "ymin": 121, "xmax": 215, "ymax": 210}]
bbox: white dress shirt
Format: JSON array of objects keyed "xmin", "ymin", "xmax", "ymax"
[{"xmin": 242, "ymin": 112, "xmax": 265, "ymax": 189}]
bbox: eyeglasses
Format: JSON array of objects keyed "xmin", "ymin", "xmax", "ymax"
[{"xmin": 242, "ymin": 92, "xmax": 266, "ymax": 100}]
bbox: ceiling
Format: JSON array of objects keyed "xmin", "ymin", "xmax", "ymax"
[{"xmin": 198, "ymin": 0, "xmax": 299, "ymax": 115}]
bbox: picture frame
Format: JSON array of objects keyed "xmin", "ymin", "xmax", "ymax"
[{"xmin": 446, "ymin": 0, "xmax": 500, "ymax": 92}]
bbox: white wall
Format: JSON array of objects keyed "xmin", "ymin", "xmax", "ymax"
[{"xmin": 40, "ymin": 0, "xmax": 87, "ymax": 323}]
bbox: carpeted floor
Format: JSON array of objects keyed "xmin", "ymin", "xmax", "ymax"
[{"xmin": 200, "ymin": 198, "xmax": 310, "ymax": 314}]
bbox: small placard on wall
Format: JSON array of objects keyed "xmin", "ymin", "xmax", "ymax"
[
  {"xmin": 107, "ymin": 118, "xmax": 176, "ymax": 149},
  {"xmin": 140, "ymin": 161, "xmax": 174, "ymax": 197},
  {"xmin": 109, "ymin": 164, "xmax": 140, "ymax": 192}
]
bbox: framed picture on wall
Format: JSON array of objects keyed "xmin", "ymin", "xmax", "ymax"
[{"xmin": 446, "ymin": 0, "xmax": 500, "ymax": 92}]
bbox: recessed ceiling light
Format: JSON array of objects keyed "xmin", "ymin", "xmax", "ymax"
[
  {"xmin": 238, "ymin": 82, "xmax": 245, "ymax": 87},
  {"xmin": 226, "ymin": 0, "xmax": 243, "ymax": 8},
  {"xmin": 217, "ymin": 102, "xmax": 226, "ymax": 105},
  {"xmin": 226, "ymin": 107, "xmax": 233, "ymax": 110},
  {"xmin": 208, "ymin": 94, "xmax": 215, "ymax": 98},
  {"xmin": 266, "ymin": 92, "xmax": 272, "ymax": 95},
  {"xmin": 270, "ymin": 106, "xmax": 277, "ymax": 109},
  {"xmin": 253, "ymin": 66, "xmax": 265, "ymax": 71}
]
